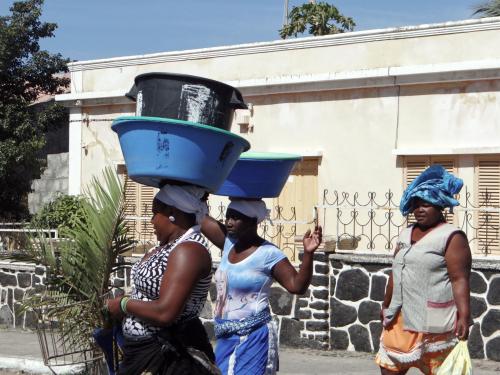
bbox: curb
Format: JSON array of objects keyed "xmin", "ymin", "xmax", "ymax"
[{"xmin": 0, "ymin": 357, "xmax": 84, "ymax": 374}]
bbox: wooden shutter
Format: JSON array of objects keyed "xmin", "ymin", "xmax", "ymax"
[
  {"xmin": 404, "ymin": 156, "xmax": 456, "ymax": 187},
  {"xmin": 404, "ymin": 157, "xmax": 429, "ymax": 187},
  {"xmin": 272, "ymin": 157, "xmax": 319, "ymax": 263},
  {"xmin": 138, "ymin": 185, "xmax": 156, "ymax": 242},
  {"xmin": 121, "ymin": 171, "xmax": 158, "ymax": 253},
  {"xmin": 123, "ymin": 175, "xmax": 139, "ymax": 240},
  {"xmin": 475, "ymin": 158, "xmax": 500, "ymax": 255}
]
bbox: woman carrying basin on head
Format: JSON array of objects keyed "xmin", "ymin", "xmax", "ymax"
[
  {"xmin": 106, "ymin": 184, "xmax": 220, "ymax": 375},
  {"xmin": 202, "ymin": 197, "xmax": 322, "ymax": 375},
  {"xmin": 375, "ymin": 165, "xmax": 471, "ymax": 375}
]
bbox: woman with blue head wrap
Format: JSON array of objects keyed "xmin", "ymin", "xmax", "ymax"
[
  {"xmin": 376, "ymin": 165, "xmax": 472, "ymax": 374},
  {"xmin": 400, "ymin": 165, "xmax": 464, "ymax": 216}
]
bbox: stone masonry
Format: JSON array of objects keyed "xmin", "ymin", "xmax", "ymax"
[{"xmin": 2, "ymin": 252, "xmax": 500, "ymax": 361}]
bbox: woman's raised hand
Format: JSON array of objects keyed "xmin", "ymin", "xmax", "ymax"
[{"xmin": 303, "ymin": 226, "xmax": 323, "ymax": 254}]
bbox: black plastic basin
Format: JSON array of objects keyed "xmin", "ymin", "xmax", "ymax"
[{"xmin": 126, "ymin": 73, "xmax": 247, "ymax": 131}]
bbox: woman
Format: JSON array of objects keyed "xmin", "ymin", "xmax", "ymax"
[
  {"xmin": 106, "ymin": 184, "xmax": 220, "ymax": 375},
  {"xmin": 376, "ymin": 165, "xmax": 472, "ymax": 375},
  {"xmin": 202, "ymin": 197, "xmax": 322, "ymax": 375}
]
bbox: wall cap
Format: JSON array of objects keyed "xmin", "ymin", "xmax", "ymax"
[
  {"xmin": 329, "ymin": 253, "xmax": 500, "ymax": 271},
  {"xmin": 67, "ymin": 17, "xmax": 500, "ymax": 72}
]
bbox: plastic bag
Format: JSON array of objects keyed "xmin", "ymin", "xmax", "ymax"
[{"xmin": 436, "ymin": 341, "xmax": 472, "ymax": 375}]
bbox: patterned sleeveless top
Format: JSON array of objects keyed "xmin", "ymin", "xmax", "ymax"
[{"xmin": 122, "ymin": 227, "xmax": 211, "ymax": 337}]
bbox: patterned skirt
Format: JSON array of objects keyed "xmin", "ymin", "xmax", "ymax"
[
  {"xmin": 215, "ymin": 320, "xmax": 279, "ymax": 375},
  {"xmin": 375, "ymin": 312, "xmax": 458, "ymax": 374}
]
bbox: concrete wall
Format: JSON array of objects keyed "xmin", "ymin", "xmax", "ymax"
[
  {"xmin": 55, "ymin": 19, "xmax": 500, "ymax": 243},
  {"xmin": 28, "ymin": 153, "xmax": 69, "ymax": 214}
]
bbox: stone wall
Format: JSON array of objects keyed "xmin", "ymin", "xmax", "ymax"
[
  {"xmin": 0, "ymin": 259, "xmax": 131, "ymax": 329},
  {"xmin": 257, "ymin": 252, "xmax": 500, "ymax": 361},
  {"xmin": 2, "ymin": 253, "xmax": 499, "ymax": 361},
  {"xmin": 0, "ymin": 261, "xmax": 45, "ymax": 329}
]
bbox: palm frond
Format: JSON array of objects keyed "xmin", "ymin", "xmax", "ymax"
[
  {"xmin": 6, "ymin": 167, "xmax": 136, "ymax": 352},
  {"xmin": 473, "ymin": 0, "xmax": 500, "ymax": 16}
]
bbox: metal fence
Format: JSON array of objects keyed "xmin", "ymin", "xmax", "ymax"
[
  {"xmin": 319, "ymin": 187, "xmax": 500, "ymax": 256},
  {"xmin": 0, "ymin": 222, "xmax": 58, "ymax": 254},
  {"xmin": 123, "ymin": 201, "xmax": 309, "ymax": 262},
  {"xmin": 5, "ymin": 185, "xmax": 497, "ymax": 259},
  {"xmin": 210, "ymin": 202, "xmax": 311, "ymax": 262}
]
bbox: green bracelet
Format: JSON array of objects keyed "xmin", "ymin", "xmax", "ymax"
[{"xmin": 120, "ymin": 296, "xmax": 130, "ymax": 314}]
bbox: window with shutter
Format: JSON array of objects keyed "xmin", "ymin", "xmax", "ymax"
[
  {"xmin": 404, "ymin": 156, "xmax": 457, "ymax": 187},
  {"xmin": 272, "ymin": 157, "xmax": 319, "ymax": 263},
  {"xmin": 475, "ymin": 157, "xmax": 500, "ymax": 255},
  {"xmin": 403, "ymin": 156, "xmax": 457, "ymax": 224},
  {"xmin": 121, "ymin": 170, "xmax": 158, "ymax": 254},
  {"xmin": 403, "ymin": 155, "xmax": 458, "ymax": 217},
  {"xmin": 404, "ymin": 157, "xmax": 429, "ymax": 187}
]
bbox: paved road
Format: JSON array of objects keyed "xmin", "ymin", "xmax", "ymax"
[
  {"xmin": 279, "ymin": 347, "xmax": 500, "ymax": 374},
  {"xmin": 1, "ymin": 329, "xmax": 500, "ymax": 374}
]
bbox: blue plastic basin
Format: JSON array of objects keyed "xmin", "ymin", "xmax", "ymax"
[
  {"xmin": 112, "ymin": 116, "xmax": 251, "ymax": 190},
  {"xmin": 215, "ymin": 152, "xmax": 302, "ymax": 198}
]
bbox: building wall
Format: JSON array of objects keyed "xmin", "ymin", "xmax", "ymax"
[
  {"xmin": 72, "ymin": 80, "xmax": 500, "ymax": 251},
  {"xmin": 74, "ymin": 23, "xmax": 500, "ymax": 93},
  {"xmin": 59, "ymin": 20, "xmax": 500, "ymax": 228},
  {"xmin": 79, "ymin": 104, "xmax": 134, "ymax": 188}
]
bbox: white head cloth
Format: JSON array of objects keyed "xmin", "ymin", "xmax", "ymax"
[
  {"xmin": 227, "ymin": 198, "xmax": 270, "ymax": 224},
  {"xmin": 154, "ymin": 184, "xmax": 208, "ymax": 224}
]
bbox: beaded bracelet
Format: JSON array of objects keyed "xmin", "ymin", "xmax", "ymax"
[{"xmin": 120, "ymin": 296, "xmax": 130, "ymax": 314}]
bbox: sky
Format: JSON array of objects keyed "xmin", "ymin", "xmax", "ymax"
[{"xmin": 0, "ymin": 0, "xmax": 482, "ymax": 62}]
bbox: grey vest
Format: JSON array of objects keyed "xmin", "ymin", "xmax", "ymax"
[{"xmin": 384, "ymin": 223, "xmax": 460, "ymax": 333}]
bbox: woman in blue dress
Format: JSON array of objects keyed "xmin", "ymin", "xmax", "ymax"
[{"xmin": 202, "ymin": 198, "xmax": 322, "ymax": 375}]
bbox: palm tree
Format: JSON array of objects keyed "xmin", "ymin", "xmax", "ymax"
[
  {"xmin": 473, "ymin": 0, "xmax": 500, "ymax": 17},
  {"xmin": 279, "ymin": 1, "xmax": 355, "ymax": 39},
  {"xmin": 5, "ymin": 167, "xmax": 135, "ymax": 349}
]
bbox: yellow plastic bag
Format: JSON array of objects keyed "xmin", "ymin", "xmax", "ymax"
[{"xmin": 436, "ymin": 341, "xmax": 472, "ymax": 375}]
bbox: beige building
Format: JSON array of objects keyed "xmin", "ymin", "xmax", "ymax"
[{"xmin": 56, "ymin": 17, "xmax": 500, "ymax": 259}]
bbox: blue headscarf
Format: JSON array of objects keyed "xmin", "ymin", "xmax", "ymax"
[{"xmin": 400, "ymin": 165, "xmax": 463, "ymax": 216}]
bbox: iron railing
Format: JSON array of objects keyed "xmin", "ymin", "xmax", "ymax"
[
  {"xmin": 319, "ymin": 187, "xmax": 499, "ymax": 256},
  {"xmin": 123, "ymin": 202, "xmax": 310, "ymax": 262},
  {"xmin": 6, "ymin": 185, "xmax": 497, "ymax": 259},
  {"xmin": 0, "ymin": 222, "xmax": 58, "ymax": 254}
]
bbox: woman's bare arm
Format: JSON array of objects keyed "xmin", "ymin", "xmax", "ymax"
[
  {"xmin": 272, "ymin": 226, "xmax": 322, "ymax": 294},
  {"xmin": 445, "ymin": 232, "xmax": 472, "ymax": 340},
  {"xmin": 107, "ymin": 242, "xmax": 211, "ymax": 325},
  {"xmin": 380, "ymin": 244, "xmax": 400, "ymax": 321},
  {"xmin": 200, "ymin": 215, "xmax": 227, "ymax": 250}
]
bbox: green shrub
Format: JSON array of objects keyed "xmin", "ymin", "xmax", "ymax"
[{"xmin": 31, "ymin": 194, "xmax": 87, "ymax": 232}]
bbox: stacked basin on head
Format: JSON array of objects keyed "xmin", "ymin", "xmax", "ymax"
[
  {"xmin": 215, "ymin": 152, "xmax": 302, "ymax": 199},
  {"xmin": 112, "ymin": 73, "xmax": 250, "ymax": 191}
]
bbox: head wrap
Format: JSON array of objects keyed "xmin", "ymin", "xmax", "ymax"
[
  {"xmin": 400, "ymin": 165, "xmax": 463, "ymax": 216},
  {"xmin": 227, "ymin": 198, "xmax": 270, "ymax": 224},
  {"xmin": 154, "ymin": 184, "xmax": 208, "ymax": 224}
]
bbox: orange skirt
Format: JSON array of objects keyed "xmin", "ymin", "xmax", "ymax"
[{"xmin": 375, "ymin": 312, "xmax": 458, "ymax": 374}]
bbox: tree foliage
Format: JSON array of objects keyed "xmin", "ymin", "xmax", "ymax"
[
  {"xmin": 279, "ymin": 2, "xmax": 355, "ymax": 39},
  {"xmin": 473, "ymin": 0, "xmax": 500, "ymax": 17},
  {"xmin": 0, "ymin": 0, "xmax": 69, "ymax": 220},
  {"xmin": 30, "ymin": 194, "xmax": 87, "ymax": 232}
]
